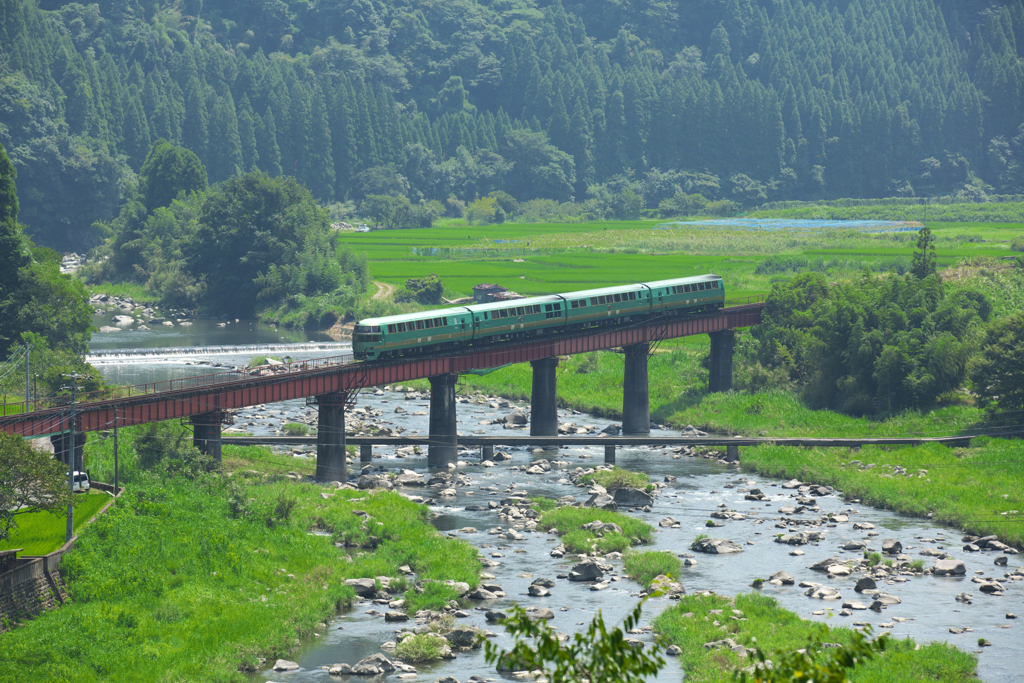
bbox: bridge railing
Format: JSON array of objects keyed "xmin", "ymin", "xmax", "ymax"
[{"xmin": 724, "ymin": 294, "xmax": 766, "ymax": 307}]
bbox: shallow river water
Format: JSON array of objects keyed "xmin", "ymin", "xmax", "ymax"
[{"xmin": 86, "ymin": 326, "xmax": 1022, "ymax": 683}]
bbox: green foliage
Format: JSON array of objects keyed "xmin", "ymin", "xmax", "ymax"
[
  {"xmin": 968, "ymin": 311, "xmax": 1024, "ymax": 412},
  {"xmin": 751, "ymin": 270, "xmax": 983, "ymax": 415},
  {"xmin": 138, "ymin": 140, "xmax": 208, "ymax": 214},
  {"xmin": 0, "ymin": 431, "xmax": 75, "ymax": 543},
  {"xmin": 912, "ymin": 226, "xmax": 938, "ymax": 279},
  {"xmin": 282, "ymin": 423, "xmax": 309, "ymax": 436},
  {"xmin": 577, "ymin": 466, "xmax": 652, "ymax": 492},
  {"xmin": 483, "ymin": 600, "xmax": 664, "ymax": 683},
  {"xmin": 404, "ymin": 581, "xmax": 462, "ymax": 614},
  {"xmin": 691, "ymin": 533, "xmax": 710, "ymax": 548},
  {"xmin": 622, "ymin": 551, "xmax": 682, "ymax": 589},
  {"xmin": 395, "ymin": 274, "xmax": 444, "ymax": 305},
  {"xmin": 396, "ymin": 633, "xmax": 448, "ymax": 663}
]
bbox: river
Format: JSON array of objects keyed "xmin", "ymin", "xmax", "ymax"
[{"xmin": 86, "ymin": 317, "xmax": 1021, "ymax": 683}]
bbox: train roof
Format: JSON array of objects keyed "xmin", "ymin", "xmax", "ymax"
[
  {"xmin": 555, "ymin": 282, "xmax": 650, "ymax": 300},
  {"xmin": 643, "ymin": 274, "xmax": 721, "ymax": 288},
  {"xmin": 466, "ymin": 294, "xmax": 564, "ymax": 313},
  {"xmin": 359, "ymin": 306, "xmax": 472, "ymax": 326}
]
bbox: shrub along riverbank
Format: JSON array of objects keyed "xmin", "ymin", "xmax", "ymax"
[
  {"xmin": 0, "ymin": 470, "xmax": 479, "ymax": 681},
  {"xmin": 653, "ymin": 593, "xmax": 977, "ymax": 683}
]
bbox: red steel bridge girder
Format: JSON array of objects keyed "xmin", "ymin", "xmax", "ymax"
[{"xmin": 2, "ymin": 306, "xmax": 762, "ymax": 437}]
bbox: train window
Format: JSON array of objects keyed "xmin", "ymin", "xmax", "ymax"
[
  {"xmin": 597, "ymin": 296, "xmax": 605, "ymax": 304},
  {"xmin": 415, "ymin": 320, "xmax": 424, "ymax": 330},
  {"xmin": 590, "ymin": 297, "xmax": 598, "ymax": 305},
  {"xmin": 570, "ymin": 300, "xmax": 578, "ymax": 308},
  {"xmin": 630, "ymin": 292, "xmax": 636, "ymax": 300},
  {"xmin": 427, "ymin": 319, "xmax": 435, "ymax": 329},
  {"xmin": 387, "ymin": 324, "xmax": 396, "ymax": 333},
  {"xmin": 516, "ymin": 307, "xmax": 525, "ymax": 316},
  {"xmin": 397, "ymin": 323, "xmax": 406, "ymax": 332}
]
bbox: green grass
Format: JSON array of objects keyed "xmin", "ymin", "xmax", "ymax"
[
  {"xmin": 0, "ymin": 473, "xmax": 480, "ymax": 682},
  {"xmin": 282, "ymin": 422, "xmax": 309, "ymax": 436},
  {"xmin": 750, "ymin": 199, "xmax": 1024, "ymax": 224},
  {"xmin": 0, "ymin": 491, "xmax": 111, "ymax": 556},
  {"xmin": 0, "ymin": 395, "xmax": 27, "ymax": 415},
  {"xmin": 622, "ymin": 551, "xmax": 682, "ymax": 589},
  {"xmin": 578, "ymin": 466, "xmax": 653, "ymax": 492},
  {"xmin": 653, "ymin": 593, "xmax": 977, "ymax": 682},
  {"xmin": 395, "ymin": 633, "xmax": 448, "ymax": 663},
  {"xmin": 740, "ymin": 438, "xmax": 1024, "ymax": 548},
  {"xmin": 536, "ymin": 506, "xmax": 654, "ymax": 555}
]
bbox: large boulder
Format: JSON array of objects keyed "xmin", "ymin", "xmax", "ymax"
[
  {"xmin": 933, "ymin": 559, "xmax": 967, "ymax": 576},
  {"xmin": 394, "ymin": 470, "xmax": 426, "ymax": 486},
  {"xmin": 692, "ymin": 538, "xmax": 744, "ymax": 554},
  {"xmin": 882, "ymin": 539, "xmax": 902, "ymax": 555},
  {"xmin": 806, "ymin": 585, "xmax": 842, "ymax": 600},
  {"xmin": 769, "ymin": 571, "xmax": 795, "ymax": 585},
  {"xmin": 111, "ymin": 315, "xmax": 134, "ymax": 326},
  {"xmin": 503, "ymin": 410, "xmax": 528, "ymax": 425},
  {"xmin": 569, "ymin": 560, "xmax": 604, "ymax": 582},
  {"xmin": 357, "ymin": 474, "xmax": 392, "ymax": 490},
  {"xmin": 446, "ymin": 627, "xmax": 482, "ymax": 649},
  {"xmin": 613, "ymin": 487, "xmax": 654, "ymax": 507},
  {"xmin": 649, "ymin": 574, "xmax": 686, "ymax": 595},
  {"xmin": 346, "ymin": 578, "xmax": 377, "ymax": 597},
  {"xmin": 584, "ymin": 493, "xmax": 618, "ymax": 510},
  {"xmin": 273, "ymin": 660, "xmax": 299, "ymax": 671}
]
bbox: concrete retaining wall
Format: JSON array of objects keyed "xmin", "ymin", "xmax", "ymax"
[{"xmin": 0, "ymin": 484, "xmax": 122, "ymax": 632}]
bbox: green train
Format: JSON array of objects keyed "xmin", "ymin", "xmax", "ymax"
[{"xmin": 352, "ymin": 274, "xmax": 725, "ymax": 361}]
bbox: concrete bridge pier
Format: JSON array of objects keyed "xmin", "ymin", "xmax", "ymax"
[
  {"xmin": 726, "ymin": 444, "xmax": 740, "ymax": 462},
  {"xmin": 604, "ymin": 444, "xmax": 616, "ymax": 464},
  {"xmin": 481, "ymin": 444, "xmax": 494, "ymax": 462},
  {"xmin": 708, "ymin": 330, "xmax": 735, "ymax": 393},
  {"xmin": 622, "ymin": 343, "xmax": 650, "ymax": 435},
  {"xmin": 530, "ymin": 358, "xmax": 559, "ymax": 437},
  {"xmin": 50, "ymin": 431, "xmax": 85, "ymax": 471},
  {"xmin": 315, "ymin": 392, "xmax": 348, "ymax": 483},
  {"xmin": 190, "ymin": 411, "xmax": 226, "ymax": 461},
  {"xmin": 428, "ymin": 374, "xmax": 459, "ymax": 468},
  {"xmin": 360, "ymin": 444, "xmax": 373, "ymax": 464}
]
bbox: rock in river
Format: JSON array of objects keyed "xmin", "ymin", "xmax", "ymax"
[
  {"xmin": 933, "ymin": 559, "xmax": 967, "ymax": 576},
  {"xmin": 692, "ymin": 538, "xmax": 744, "ymax": 554},
  {"xmin": 569, "ymin": 559, "xmax": 604, "ymax": 582},
  {"xmin": 613, "ymin": 487, "xmax": 654, "ymax": 507}
]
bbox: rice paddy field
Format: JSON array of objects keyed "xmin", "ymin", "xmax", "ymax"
[{"xmin": 335, "ymin": 219, "xmax": 1023, "ymax": 302}]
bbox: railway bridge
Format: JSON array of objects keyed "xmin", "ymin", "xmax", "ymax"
[{"xmin": 0, "ymin": 301, "xmax": 764, "ymax": 482}]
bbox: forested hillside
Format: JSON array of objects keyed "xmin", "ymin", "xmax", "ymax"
[{"xmin": 2, "ymin": 0, "xmax": 1023, "ymax": 248}]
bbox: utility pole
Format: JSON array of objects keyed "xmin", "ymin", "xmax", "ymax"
[
  {"xmin": 60, "ymin": 372, "xmax": 88, "ymax": 543},
  {"xmin": 113, "ymin": 407, "xmax": 119, "ymax": 496},
  {"xmin": 25, "ymin": 343, "xmax": 31, "ymax": 411}
]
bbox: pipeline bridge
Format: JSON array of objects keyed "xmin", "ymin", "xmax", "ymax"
[{"xmin": 0, "ymin": 300, "xmax": 764, "ymax": 482}]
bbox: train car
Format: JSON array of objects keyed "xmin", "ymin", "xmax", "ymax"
[{"xmin": 352, "ymin": 274, "xmax": 725, "ymax": 360}]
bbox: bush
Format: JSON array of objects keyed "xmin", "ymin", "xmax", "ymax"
[
  {"xmin": 283, "ymin": 423, "xmax": 309, "ymax": 436},
  {"xmin": 396, "ymin": 634, "xmax": 448, "ymax": 663},
  {"xmin": 623, "ymin": 551, "xmax": 682, "ymax": 589},
  {"xmin": 577, "ymin": 467, "xmax": 652, "ymax": 492},
  {"xmin": 1011, "ymin": 237, "xmax": 1024, "ymax": 252},
  {"xmin": 691, "ymin": 533, "xmax": 710, "ymax": 549}
]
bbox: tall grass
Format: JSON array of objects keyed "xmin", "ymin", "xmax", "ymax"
[
  {"xmin": 86, "ymin": 281, "xmax": 152, "ymax": 301},
  {"xmin": 653, "ymin": 593, "xmax": 976, "ymax": 682},
  {"xmin": 740, "ymin": 438, "xmax": 1024, "ymax": 548},
  {"xmin": 0, "ymin": 491, "xmax": 111, "ymax": 555}
]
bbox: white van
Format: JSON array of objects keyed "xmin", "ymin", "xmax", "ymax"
[{"xmin": 72, "ymin": 471, "xmax": 91, "ymax": 492}]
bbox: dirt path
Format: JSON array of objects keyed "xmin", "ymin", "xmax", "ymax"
[{"xmin": 372, "ymin": 281, "xmax": 397, "ymax": 301}]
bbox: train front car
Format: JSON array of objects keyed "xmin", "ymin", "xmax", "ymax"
[{"xmin": 352, "ymin": 307, "xmax": 474, "ymax": 360}]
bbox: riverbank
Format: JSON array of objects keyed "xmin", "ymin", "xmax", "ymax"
[
  {"xmin": 0, "ymin": 468, "xmax": 479, "ymax": 682},
  {"xmin": 653, "ymin": 593, "xmax": 978, "ymax": 682}
]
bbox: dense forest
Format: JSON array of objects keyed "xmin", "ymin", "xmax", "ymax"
[{"xmin": 2, "ymin": 0, "xmax": 1024, "ymax": 248}]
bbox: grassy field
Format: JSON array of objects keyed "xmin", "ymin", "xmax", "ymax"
[
  {"xmin": 0, "ymin": 471, "xmax": 479, "ymax": 682},
  {"xmin": 335, "ymin": 220, "xmax": 1018, "ymax": 300},
  {"xmin": 536, "ymin": 506, "xmax": 655, "ymax": 554},
  {"xmin": 0, "ymin": 491, "xmax": 111, "ymax": 556},
  {"xmin": 653, "ymin": 592, "xmax": 977, "ymax": 683}
]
